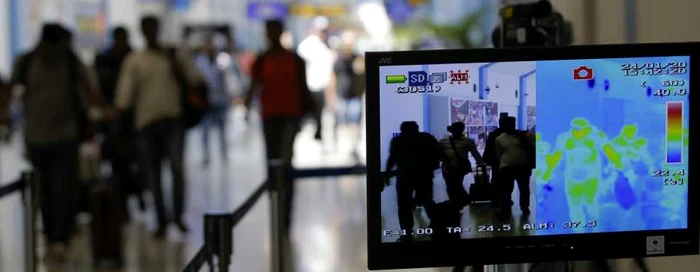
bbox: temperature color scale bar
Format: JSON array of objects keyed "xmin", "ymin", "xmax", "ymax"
[{"xmin": 666, "ymin": 101, "xmax": 684, "ymax": 164}]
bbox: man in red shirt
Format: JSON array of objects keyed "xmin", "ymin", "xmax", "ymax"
[{"xmin": 245, "ymin": 20, "xmax": 314, "ymax": 231}]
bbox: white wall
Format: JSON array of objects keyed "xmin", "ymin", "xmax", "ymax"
[
  {"xmin": 107, "ymin": 0, "xmax": 142, "ymax": 49},
  {"xmin": 485, "ymin": 70, "xmax": 519, "ymax": 106},
  {"xmin": 637, "ymin": 0, "xmax": 700, "ymax": 42},
  {"xmin": 0, "ymin": 0, "xmax": 9, "ymax": 77},
  {"xmin": 551, "ymin": 0, "xmax": 700, "ymax": 45},
  {"xmin": 526, "ymin": 73, "xmax": 536, "ymax": 106}
]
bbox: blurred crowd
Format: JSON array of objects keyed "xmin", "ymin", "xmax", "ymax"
[{"xmin": 0, "ymin": 16, "xmax": 365, "ymax": 267}]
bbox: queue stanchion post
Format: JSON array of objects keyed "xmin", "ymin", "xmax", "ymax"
[
  {"xmin": 204, "ymin": 213, "xmax": 233, "ymax": 272},
  {"xmin": 268, "ymin": 159, "xmax": 286, "ymax": 272},
  {"xmin": 217, "ymin": 214, "xmax": 233, "ymax": 272},
  {"xmin": 22, "ymin": 171, "xmax": 37, "ymax": 272}
]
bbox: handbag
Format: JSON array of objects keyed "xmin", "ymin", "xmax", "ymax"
[
  {"xmin": 448, "ymin": 136, "xmax": 472, "ymax": 175},
  {"xmin": 165, "ymin": 48, "xmax": 210, "ymax": 129}
]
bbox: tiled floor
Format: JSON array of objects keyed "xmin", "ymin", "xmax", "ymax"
[{"xmin": 0, "ymin": 108, "xmax": 698, "ymax": 272}]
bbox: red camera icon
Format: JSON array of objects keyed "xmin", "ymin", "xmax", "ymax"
[{"xmin": 573, "ymin": 66, "xmax": 594, "ymax": 80}]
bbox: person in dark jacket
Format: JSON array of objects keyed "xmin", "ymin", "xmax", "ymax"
[
  {"xmin": 0, "ymin": 24, "xmax": 113, "ymax": 261},
  {"xmin": 385, "ymin": 121, "xmax": 442, "ymax": 241},
  {"xmin": 95, "ymin": 27, "xmax": 145, "ymax": 213}
]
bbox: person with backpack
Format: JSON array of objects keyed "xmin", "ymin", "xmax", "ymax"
[
  {"xmin": 385, "ymin": 121, "xmax": 443, "ymax": 242},
  {"xmin": 439, "ymin": 122, "xmax": 484, "ymax": 210},
  {"xmin": 0, "ymin": 24, "xmax": 113, "ymax": 261},
  {"xmin": 244, "ymin": 20, "xmax": 315, "ymax": 232},
  {"xmin": 495, "ymin": 117, "xmax": 536, "ymax": 218},
  {"xmin": 333, "ymin": 34, "xmax": 365, "ymax": 162},
  {"xmin": 115, "ymin": 16, "xmax": 205, "ymax": 238}
]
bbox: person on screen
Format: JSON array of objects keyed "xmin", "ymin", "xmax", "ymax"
[
  {"xmin": 495, "ymin": 117, "xmax": 535, "ymax": 217},
  {"xmin": 385, "ymin": 121, "xmax": 442, "ymax": 241},
  {"xmin": 438, "ymin": 122, "xmax": 484, "ymax": 209},
  {"xmin": 483, "ymin": 116, "xmax": 509, "ymax": 207},
  {"xmin": 546, "ymin": 118, "xmax": 610, "ymax": 231}
]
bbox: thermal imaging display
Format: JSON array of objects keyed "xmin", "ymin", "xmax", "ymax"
[{"xmin": 377, "ymin": 56, "xmax": 690, "ymax": 242}]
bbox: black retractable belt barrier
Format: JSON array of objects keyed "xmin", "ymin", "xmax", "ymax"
[
  {"xmin": 204, "ymin": 213, "xmax": 234, "ymax": 272},
  {"xmin": 181, "ymin": 165, "xmax": 366, "ymax": 272},
  {"xmin": 0, "ymin": 177, "xmax": 24, "ymax": 198},
  {"xmin": 294, "ymin": 166, "xmax": 367, "ymax": 179}
]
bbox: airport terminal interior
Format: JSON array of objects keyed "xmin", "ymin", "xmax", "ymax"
[{"xmin": 1, "ymin": 0, "xmax": 700, "ymax": 271}]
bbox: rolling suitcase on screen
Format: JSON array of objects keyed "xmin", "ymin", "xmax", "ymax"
[
  {"xmin": 469, "ymin": 165, "xmax": 491, "ymax": 203},
  {"xmin": 90, "ymin": 178, "xmax": 125, "ymax": 268}
]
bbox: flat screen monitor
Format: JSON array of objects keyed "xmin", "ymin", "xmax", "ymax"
[{"xmin": 365, "ymin": 43, "xmax": 698, "ymax": 270}]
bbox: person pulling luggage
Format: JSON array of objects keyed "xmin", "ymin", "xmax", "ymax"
[{"xmin": 438, "ymin": 122, "xmax": 485, "ymax": 210}]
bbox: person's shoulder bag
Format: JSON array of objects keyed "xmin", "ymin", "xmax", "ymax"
[
  {"xmin": 449, "ymin": 136, "xmax": 473, "ymax": 174},
  {"xmin": 165, "ymin": 47, "xmax": 210, "ymax": 129}
]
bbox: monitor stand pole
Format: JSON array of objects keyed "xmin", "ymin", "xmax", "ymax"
[
  {"xmin": 454, "ymin": 262, "xmax": 574, "ymax": 271},
  {"xmin": 451, "ymin": 265, "xmax": 481, "ymax": 272}
]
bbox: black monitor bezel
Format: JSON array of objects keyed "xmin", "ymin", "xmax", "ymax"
[{"xmin": 365, "ymin": 43, "xmax": 699, "ymax": 270}]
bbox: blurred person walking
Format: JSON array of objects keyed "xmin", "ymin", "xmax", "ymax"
[
  {"xmin": 0, "ymin": 24, "xmax": 112, "ymax": 261},
  {"xmin": 244, "ymin": 20, "xmax": 314, "ymax": 231},
  {"xmin": 94, "ymin": 27, "xmax": 147, "ymax": 214},
  {"xmin": 115, "ymin": 16, "xmax": 205, "ymax": 238},
  {"xmin": 385, "ymin": 121, "xmax": 443, "ymax": 242},
  {"xmin": 297, "ymin": 17, "xmax": 336, "ymax": 144},
  {"xmin": 439, "ymin": 122, "xmax": 484, "ymax": 210},
  {"xmin": 196, "ymin": 36, "xmax": 234, "ymax": 166},
  {"xmin": 495, "ymin": 117, "xmax": 535, "ymax": 218},
  {"xmin": 333, "ymin": 33, "xmax": 365, "ymax": 162}
]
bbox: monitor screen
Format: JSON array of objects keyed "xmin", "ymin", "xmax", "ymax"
[{"xmin": 366, "ymin": 44, "xmax": 698, "ymax": 270}]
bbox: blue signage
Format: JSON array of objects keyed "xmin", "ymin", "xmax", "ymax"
[
  {"xmin": 172, "ymin": 0, "xmax": 190, "ymax": 11},
  {"xmin": 247, "ymin": 3, "xmax": 288, "ymax": 20}
]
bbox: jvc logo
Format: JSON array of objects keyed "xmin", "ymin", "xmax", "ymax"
[{"xmin": 378, "ymin": 58, "xmax": 392, "ymax": 64}]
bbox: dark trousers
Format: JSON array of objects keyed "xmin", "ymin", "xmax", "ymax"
[
  {"xmin": 490, "ymin": 167, "xmax": 508, "ymax": 206},
  {"xmin": 201, "ymin": 105, "xmax": 229, "ymax": 162},
  {"xmin": 138, "ymin": 118, "xmax": 186, "ymax": 227},
  {"xmin": 107, "ymin": 115, "xmax": 143, "ymax": 198},
  {"xmin": 442, "ymin": 171, "xmax": 470, "ymax": 208},
  {"xmin": 500, "ymin": 165, "xmax": 532, "ymax": 213},
  {"xmin": 396, "ymin": 172, "xmax": 434, "ymax": 231},
  {"xmin": 27, "ymin": 140, "xmax": 79, "ymax": 245},
  {"xmin": 311, "ymin": 91, "xmax": 325, "ymax": 139},
  {"xmin": 263, "ymin": 116, "xmax": 301, "ymax": 230}
]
